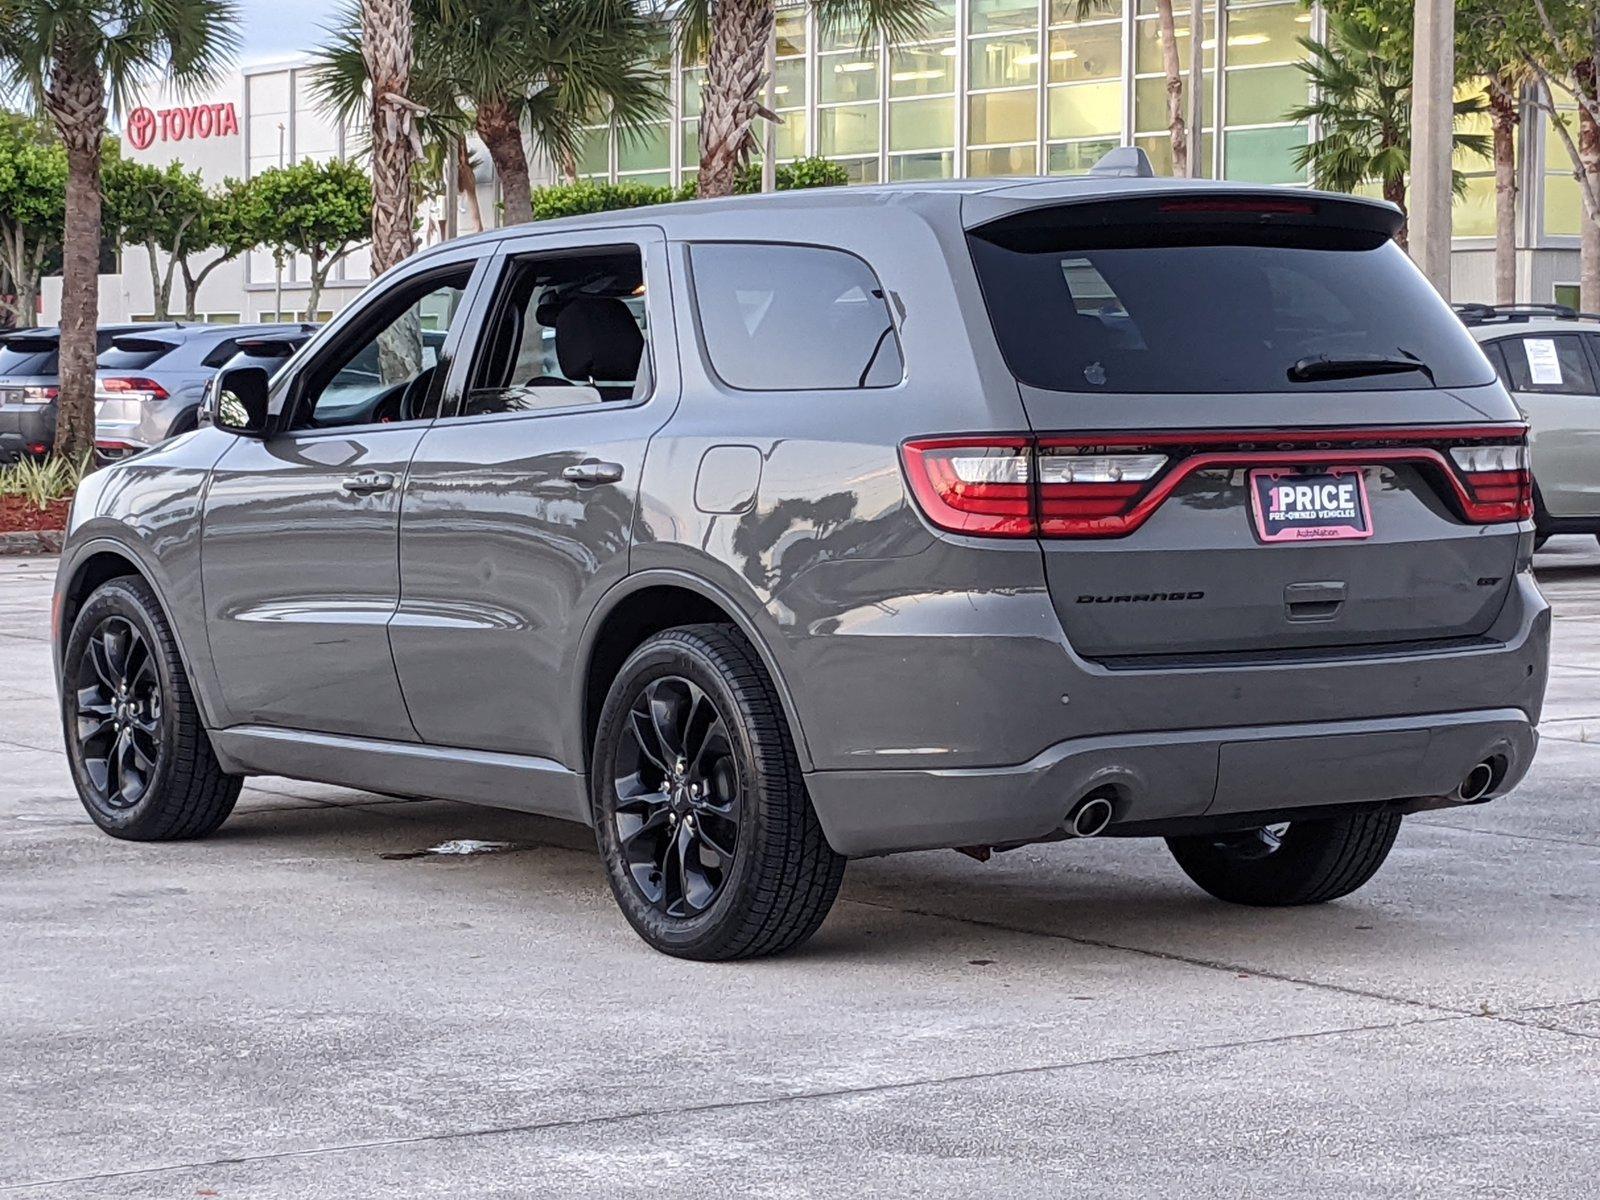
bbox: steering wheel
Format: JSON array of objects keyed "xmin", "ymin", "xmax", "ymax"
[{"xmin": 397, "ymin": 366, "xmax": 437, "ymax": 422}]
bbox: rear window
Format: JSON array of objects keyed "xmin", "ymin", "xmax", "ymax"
[
  {"xmin": 967, "ymin": 205, "xmax": 1496, "ymax": 394},
  {"xmin": 98, "ymin": 340, "xmax": 176, "ymax": 371},
  {"xmin": 0, "ymin": 344, "xmax": 58, "ymax": 376},
  {"xmin": 690, "ymin": 243, "xmax": 904, "ymax": 390}
]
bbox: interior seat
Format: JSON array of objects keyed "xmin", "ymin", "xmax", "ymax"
[{"xmin": 551, "ymin": 297, "xmax": 644, "ymax": 401}]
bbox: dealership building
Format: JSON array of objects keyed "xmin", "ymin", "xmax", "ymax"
[{"xmin": 46, "ymin": 0, "xmax": 1592, "ymax": 325}]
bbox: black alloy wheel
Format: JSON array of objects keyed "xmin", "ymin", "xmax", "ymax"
[
  {"xmin": 613, "ymin": 676, "xmax": 742, "ymax": 917},
  {"xmin": 62, "ymin": 576, "xmax": 240, "ymax": 840},
  {"xmin": 591, "ymin": 625, "xmax": 846, "ymax": 960},
  {"xmin": 73, "ymin": 616, "xmax": 164, "ymax": 810},
  {"xmin": 1167, "ymin": 809, "xmax": 1402, "ymax": 906}
]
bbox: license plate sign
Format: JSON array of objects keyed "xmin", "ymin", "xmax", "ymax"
[{"xmin": 1249, "ymin": 468, "xmax": 1372, "ymax": 543}]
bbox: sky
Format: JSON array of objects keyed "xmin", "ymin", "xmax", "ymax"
[{"xmin": 236, "ymin": 0, "xmax": 338, "ymax": 66}]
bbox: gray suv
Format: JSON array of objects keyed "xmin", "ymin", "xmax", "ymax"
[{"xmin": 52, "ymin": 167, "xmax": 1550, "ymax": 960}]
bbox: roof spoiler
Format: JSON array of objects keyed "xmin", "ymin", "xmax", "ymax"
[
  {"xmin": 0, "ymin": 332, "xmax": 59, "ymax": 352},
  {"xmin": 234, "ymin": 334, "xmax": 312, "ymax": 358},
  {"xmin": 1089, "ymin": 146, "xmax": 1156, "ymax": 179}
]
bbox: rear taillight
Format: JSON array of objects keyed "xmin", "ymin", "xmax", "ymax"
[
  {"xmin": 100, "ymin": 377, "xmax": 169, "ymax": 400},
  {"xmin": 1035, "ymin": 451, "xmax": 1167, "ymax": 534},
  {"xmin": 900, "ymin": 439, "xmax": 1034, "ymax": 537},
  {"xmin": 20, "ymin": 385, "xmax": 58, "ymax": 402},
  {"xmin": 903, "ymin": 426, "xmax": 1532, "ymax": 538},
  {"xmin": 1448, "ymin": 444, "xmax": 1532, "ymax": 523}
]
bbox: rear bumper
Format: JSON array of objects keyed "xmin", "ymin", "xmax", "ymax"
[
  {"xmin": 806, "ymin": 707, "xmax": 1538, "ymax": 857},
  {"xmin": 0, "ymin": 408, "xmax": 54, "ymax": 459}
]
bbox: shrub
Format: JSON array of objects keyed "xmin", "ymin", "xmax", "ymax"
[
  {"xmin": 528, "ymin": 157, "xmax": 851, "ymax": 220},
  {"xmin": 0, "ymin": 452, "xmax": 91, "ymax": 511}
]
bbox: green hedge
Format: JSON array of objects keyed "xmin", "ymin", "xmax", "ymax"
[{"xmin": 527, "ymin": 156, "xmax": 851, "ymax": 221}]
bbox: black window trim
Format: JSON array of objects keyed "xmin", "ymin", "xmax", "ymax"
[
  {"xmin": 685, "ymin": 238, "xmax": 907, "ymax": 395},
  {"xmin": 440, "ymin": 239, "xmax": 659, "ymax": 427},
  {"xmin": 270, "ymin": 255, "xmax": 489, "ymax": 439}
]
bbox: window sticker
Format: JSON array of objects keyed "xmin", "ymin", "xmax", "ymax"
[{"xmin": 1524, "ymin": 338, "xmax": 1564, "ymax": 386}]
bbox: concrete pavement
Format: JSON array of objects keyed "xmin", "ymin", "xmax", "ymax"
[{"xmin": 1, "ymin": 541, "xmax": 1597, "ymax": 1197}]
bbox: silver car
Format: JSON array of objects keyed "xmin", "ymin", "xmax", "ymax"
[
  {"xmin": 93, "ymin": 323, "xmax": 317, "ymax": 457},
  {"xmin": 53, "ymin": 159, "xmax": 1550, "ymax": 960},
  {"xmin": 1462, "ymin": 304, "xmax": 1600, "ymax": 545}
]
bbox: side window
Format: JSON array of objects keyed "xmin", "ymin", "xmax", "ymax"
[
  {"xmin": 201, "ymin": 338, "xmax": 243, "ymax": 369},
  {"xmin": 295, "ymin": 270, "xmax": 470, "ymax": 429},
  {"xmin": 689, "ymin": 243, "xmax": 903, "ymax": 390},
  {"xmin": 458, "ymin": 246, "xmax": 649, "ymax": 417},
  {"xmin": 1482, "ymin": 339, "xmax": 1512, "ymax": 387},
  {"xmin": 1502, "ymin": 334, "xmax": 1597, "ymax": 395}
]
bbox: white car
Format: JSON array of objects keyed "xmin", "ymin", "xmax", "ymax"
[{"xmin": 1462, "ymin": 304, "xmax": 1600, "ymax": 545}]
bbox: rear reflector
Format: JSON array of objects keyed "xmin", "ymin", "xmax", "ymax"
[{"xmin": 902, "ymin": 427, "xmax": 1532, "ymax": 538}]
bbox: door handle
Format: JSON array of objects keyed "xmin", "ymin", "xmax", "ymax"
[
  {"xmin": 341, "ymin": 471, "xmax": 396, "ymax": 496},
  {"xmin": 562, "ymin": 460, "xmax": 625, "ymax": 486}
]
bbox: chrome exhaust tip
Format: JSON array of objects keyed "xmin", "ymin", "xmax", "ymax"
[
  {"xmin": 1455, "ymin": 761, "xmax": 1497, "ymax": 803},
  {"xmin": 1066, "ymin": 793, "xmax": 1115, "ymax": 839}
]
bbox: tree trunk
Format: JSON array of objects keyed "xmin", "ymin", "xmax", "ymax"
[
  {"xmin": 144, "ymin": 241, "xmax": 171, "ymax": 321},
  {"xmin": 1580, "ymin": 65, "xmax": 1600, "ymax": 313},
  {"xmin": 43, "ymin": 50, "xmax": 107, "ymax": 461},
  {"xmin": 363, "ymin": 0, "xmax": 418, "ymax": 276},
  {"xmin": 456, "ymin": 139, "xmax": 484, "ymax": 234},
  {"xmin": 477, "ymin": 98, "xmax": 533, "ymax": 226},
  {"xmin": 1384, "ymin": 172, "xmax": 1408, "ymax": 251},
  {"xmin": 1489, "ymin": 78, "xmax": 1519, "ymax": 307},
  {"xmin": 699, "ymin": 0, "xmax": 772, "ymax": 198},
  {"xmin": 306, "ymin": 253, "xmax": 326, "ymax": 322},
  {"xmin": 1157, "ymin": 0, "xmax": 1188, "ymax": 178}
]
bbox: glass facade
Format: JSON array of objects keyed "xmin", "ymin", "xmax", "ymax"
[
  {"xmin": 578, "ymin": 0, "xmax": 1319, "ymax": 187},
  {"xmin": 558, "ymin": 0, "xmax": 1576, "ymax": 263}
]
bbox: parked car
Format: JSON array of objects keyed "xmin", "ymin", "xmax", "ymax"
[
  {"xmin": 0, "ymin": 323, "xmax": 175, "ymax": 461},
  {"xmin": 1459, "ymin": 303, "xmax": 1600, "ymax": 546},
  {"xmin": 94, "ymin": 323, "xmax": 318, "ymax": 458},
  {"xmin": 53, "ymin": 153, "xmax": 1549, "ymax": 960},
  {"xmin": 195, "ymin": 327, "xmax": 321, "ymax": 430}
]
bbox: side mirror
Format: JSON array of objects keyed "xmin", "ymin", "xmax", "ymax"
[{"xmin": 213, "ymin": 366, "xmax": 271, "ymax": 437}]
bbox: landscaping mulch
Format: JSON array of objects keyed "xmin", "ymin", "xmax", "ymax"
[{"xmin": 0, "ymin": 496, "xmax": 70, "ymax": 554}]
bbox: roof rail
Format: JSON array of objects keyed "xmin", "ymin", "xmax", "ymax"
[
  {"xmin": 1089, "ymin": 146, "xmax": 1156, "ymax": 179},
  {"xmin": 1453, "ymin": 302, "xmax": 1599, "ymax": 326}
]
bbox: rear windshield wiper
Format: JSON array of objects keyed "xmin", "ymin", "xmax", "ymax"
[{"xmin": 1287, "ymin": 351, "xmax": 1434, "ymax": 385}]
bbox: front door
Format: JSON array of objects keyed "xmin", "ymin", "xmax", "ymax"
[
  {"xmin": 201, "ymin": 262, "xmax": 481, "ymax": 739},
  {"xmin": 391, "ymin": 228, "xmax": 676, "ymax": 762}
]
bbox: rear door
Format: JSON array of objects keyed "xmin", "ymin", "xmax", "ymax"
[
  {"xmin": 1498, "ymin": 331, "xmax": 1600, "ymax": 521},
  {"xmin": 963, "ymin": 191, "xmax": 1527, "ymax": 662},
  {"xmin": 391, "ymin": 226, "xmax": 676, "ymax": 761}
]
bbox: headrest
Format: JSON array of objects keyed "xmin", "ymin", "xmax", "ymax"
[{"xmin": 555, "ymin": 297, "xmax": 643, "ymax": 382}]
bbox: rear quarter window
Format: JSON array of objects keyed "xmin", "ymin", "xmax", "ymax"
[{"xmin": 689, "ymin": 243, "xmax": 904, "ymax": 390}]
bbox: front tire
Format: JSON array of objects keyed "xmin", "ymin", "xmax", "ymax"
[
  {"xmin": 62, "ymin": 576, "xmax": 241, "ymax": 840},
  {"xmin": 1166, "ymin": 809, "xmax": 1401, "ymax": 906},
  {"xmin": 591, "ymin": 625, "xmax": 845, "ymax": 960}
]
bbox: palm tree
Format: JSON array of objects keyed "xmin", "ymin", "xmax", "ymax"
[
  {"xmin": 316, "ymin": 0, "xmax": 664, "ymax": 228},
  {"xmin": 0, "ymin": 0, "xmax": 236, "ymax": 459},
  {"xmin": 680, "ymin": 0, "xmax": 934, "ymax": 199},
  {"xmin": 1288, "ymin": 9, "xmax": 1489, "ymax": 250},
  {"xmin": 361, "ymin": 0, "xmax": 418, "ymax": 274}
]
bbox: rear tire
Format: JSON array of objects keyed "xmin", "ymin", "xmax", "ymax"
[
  {"xmin": 591, "ymin": 624, "xmax": 846, "ymax": 960},
  {"xmin": 62, "ymin": 576, "xmax": 241, "ymax": 840},
  {"xmin": 1166, "ymin": 810, "xmax": 1401, "ymax": 906}
]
